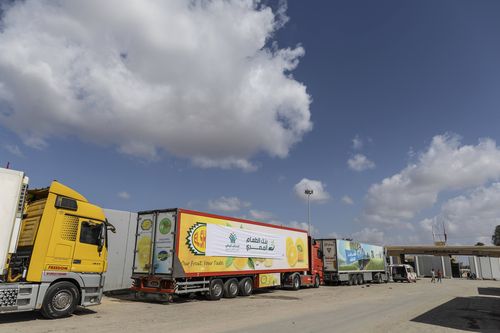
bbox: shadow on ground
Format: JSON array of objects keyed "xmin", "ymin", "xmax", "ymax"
[
  {"xmin": 0, "ymin": 307, "xmax": 95, "ymax": 324},
  {"xmin": 104, "ymin": 287, "xmax": 296, "ymax": 304},
  {"xmin": 478, "ymin": 287, "xmax": 500, "ymax": 297},
  {"xmin": 411, "ymin": 292, "xmax": 500, "ymax": 332}
]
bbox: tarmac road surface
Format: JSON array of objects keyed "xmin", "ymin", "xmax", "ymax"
[{"xmin": 0, "ymin": 278, "xmax": 499, "ymax": 333}]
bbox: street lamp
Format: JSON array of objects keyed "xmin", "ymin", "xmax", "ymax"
[{"xmin": 304, "ymin": 189, "xmax": 314, "ymax": 234}]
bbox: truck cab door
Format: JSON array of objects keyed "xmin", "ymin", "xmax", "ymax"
[{"xmin": 71, "ymin": 219, "xmax": 106, "ymax": 273}]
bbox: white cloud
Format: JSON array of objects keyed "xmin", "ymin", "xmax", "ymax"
[
  {"xmin": 327, "ymin": 231, "xmax": 341, "ymax": 239},
  {"xmin": 2, "ymin": 143, "xmax": 23, "ymax": 157},
  {"xmin": 363, "ymin": 134, "xmax": 500, "ymax": 226},
  {"xmin": 341, "ymin": 195, "xmax": 354, "ymax": 205},
  {"xmin": 0, "ymin": 0, "xmax": 311, "ymax": 170},
  {"xmin": 419, "ymin": 183, "xmax": 500, "ymax": 245},
  {"xmin": 352, "ymin": 135, "xmax": 363, "ymax": 150},
  {"xmin": 288, "ymin": 220, "xmax": 318, "ymax": 236},
  {"xmin": 351, "ymin": 228, "xmax": 385, "ymax": 245},
  {"xmin": 192, "ymin": 157, "xmax": 258, "ymax": 172},
  {"xmin": 208, "ymin": 196, "xmax": 250, "ymax": 212},
  {"xmin": 293, "ymin": 178, "xmax": 330, "ymax": 203},
  {"xmin": 348, "ymin": 154, "xmax": 375, "ymax": 171},
  {"xmin": 249, "ymin": 209, "xmax": 274, "ymax": 221},
  {"xmin": 117, "ymin": 191, "xmax": 130, "ymax": 199}
]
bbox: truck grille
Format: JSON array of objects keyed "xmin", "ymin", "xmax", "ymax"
[{"xmin": 0, "ymin": 289, "xmax": 18, "ymax": 307}]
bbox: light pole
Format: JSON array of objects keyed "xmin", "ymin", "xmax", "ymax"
[{"xmin": 304, "ymin": 189, "xmax": 313, "ymax": 234}]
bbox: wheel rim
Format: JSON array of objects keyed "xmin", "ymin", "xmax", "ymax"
[
  {"xmin": 244, "ymin": 280, "xmax": 252, "ymax": 294},
  {"xmin": 230, "ymin": 282, "xmax": 238, "ymax": 295},
  {"xmin": 52, "ymin": 290, "xmax": 73, "ymax": 311},
  {"xmin": 213, "ymin": 283, "xmax": 222, "ymax": 297},
  {"xmin": 294, "ymin": 277, "xmax": 299, "ymax": 288},
  {"xmin": 315, "ymin": 276, "xmax": 320, "ymax": 286}
]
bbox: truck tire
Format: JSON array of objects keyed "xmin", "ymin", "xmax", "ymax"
[
  {"xmin": 223, "ymin": 279, "xmax": 239, "ymax": 298},
  {"xmin": 40, "ymin": 281, "xmax": 79, "ymax": 319},
  {"xmin": 238, "ymin": 278, "xmax": 253, "ymax": 296},
  {"xmin": 292, "ymin": 274, "xmax": 301, "ymax": 290},
  {"xmin": 207, "ymin": 279, "xmax": 223, "ymax": 301},
  {"xmin": 357, "ymin": 275, "xmax": 364, "ymax": 285},
  {"xmin": 313, "ymin": 275, "xmax": 320, "ymax": 288},
  {"xmin": 350, "ymin": 275, "xmax": 357, "ymax": 285}
]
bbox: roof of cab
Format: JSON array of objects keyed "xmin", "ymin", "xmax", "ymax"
[{"xmin": 49, "ymin": 181, "xmax": 88, "ymax": 202}]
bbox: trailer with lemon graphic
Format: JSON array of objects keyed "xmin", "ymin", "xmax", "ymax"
[{"xmin": 131, "ymin": 209, "xmax": 323, "ymax": 301}]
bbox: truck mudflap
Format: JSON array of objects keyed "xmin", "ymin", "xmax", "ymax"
[{"xmin": 0, "ymin": 283, "xmax": 39, "ymax": 313}]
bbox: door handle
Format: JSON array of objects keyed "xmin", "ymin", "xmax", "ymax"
[{"xmin": 73, "ymin": 259, "xmax": 81, "ymax": 264}]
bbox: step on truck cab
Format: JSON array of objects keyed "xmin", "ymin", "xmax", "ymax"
[
  {"xmin": 131, "ymin": 209, "xmax": 323, "ymax": 301},
  {"xmin": 0, "ymin": 167, "xmax": 108, "ymax": 319},
  {"xmin": 316, "ymin": 238, "xmax": 388, "ymax": 285}
]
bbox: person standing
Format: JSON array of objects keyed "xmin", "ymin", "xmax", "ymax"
[
  {"xmin": 437, "ymin": 269, "xmax": 442, "ymax": 283},
  {"xmin": 431, "ymin": 268, "xmax": 436, "ymax": 283}
]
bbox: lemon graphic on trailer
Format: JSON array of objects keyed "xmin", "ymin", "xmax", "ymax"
[
  {"xmin": 296, "ymin": 238, "xmax": 305, "ymax": 262},
  {"xmin": 141, "ymin": 219, "xmax": 152, "ymax": 231},
  {"xmin": 233, "ymin": 257, "xmax": 248, "ymax": 270},
  {"xmin": 264, "ymin": 258, "xmax": 273, "ymax": 267},
  {"xmin": 286, "ymin": 237, "xmax": 298, "ymax": 267},
  {"xmin": 137, "ymin": 236, "xmax": 152, "ymax": 270}
]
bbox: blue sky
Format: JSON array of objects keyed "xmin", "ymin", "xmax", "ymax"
[{"xmin": 1, "ymin": 0, "xmax": 500, "ymax": 245}]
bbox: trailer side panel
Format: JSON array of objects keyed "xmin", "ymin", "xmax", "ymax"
[{"xmin": 175, "ymin": 210, "xmax": 309, "ymax": 277}]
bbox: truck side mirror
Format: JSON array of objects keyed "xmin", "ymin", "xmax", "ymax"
[
  {"xmin": 97, "ymin": 223, "xmax": 106, "ymax": 253},
  {"xmin": 97, "ymin": 237, "xmax": 104, "ymax": 253}
]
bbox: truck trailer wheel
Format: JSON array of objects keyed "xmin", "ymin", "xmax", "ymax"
[
  {"xmin": 348, "ymin": 275, "xmax": 355, "ymax": 286},
  {"xmin": 223, "ymin": 279, "xmax": 239, "ymax": 298},
  {"xmin": 313, "ymin": 275, "xmax": 320, "ymax": 288},
  {"xmin": 292, "ymin": 274, "xmax": 301, "ymax": 290},
  {"xmin": 207, "ymin": 279, "xmax": 224, "ymax": 301},
  {"xmin": 40, "ymin": 281, "xmax": 79, "ymax": 319},
  {"xmin": 238, "ymin": 278, "xmax": 253, "ymax": 296},
  {"xmin": 357, "ymin": 275, "xmax": 364, "ymax": 285}
]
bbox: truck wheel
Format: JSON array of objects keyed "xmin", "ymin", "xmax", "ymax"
[
  {"xmin": 40, "ymin": 281, "xmax": 79, "ymax": 319},
  {"xmin": 238, "ymin": 278, "xmax": 253, "ymax": 296},
  {"xmin": 223, "ymin": 279, "xmax": 239, "ymax": 298},
  {"xmin": 292, "ymin": 274, "xmax": 301, "ymax": 290},
  {"xmin": 351, "ymin": 275, "xmax": 358, "ymax": 285},
  {"xmin": 357, "ymin": 275, "xmax": 364, "ymax": 285},
  {"xmin": 207, "ymin": 279, "xmax": 223, "ymax": 301},
  {"xmin": 313, "ymin": 275, "xmax": 320, "ymax": 288}
]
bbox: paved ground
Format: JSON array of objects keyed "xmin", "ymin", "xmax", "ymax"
[{"xmin": 1, "ymin": 279, "xmax": 499, "ymax": 332}]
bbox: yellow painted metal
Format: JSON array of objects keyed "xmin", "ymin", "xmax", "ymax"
[
  {"xmin": 25, "ymin": 181, "xmax": 107, "ymax": 282},
  {"xmin": 17, "ymin": 198, "xmax": 47, "ymax": 247}
]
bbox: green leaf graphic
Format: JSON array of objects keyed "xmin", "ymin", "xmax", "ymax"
[
  {"xmin": 225, "ymin": 257, "xmax": 234, "ymax": 267},
  {"xmin": 247, "ymin": 258, "xmax": 255, "ymax": 269}
]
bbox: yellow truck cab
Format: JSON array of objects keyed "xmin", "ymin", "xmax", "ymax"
[{"xmin": 0, "ymin": 168, "xmax": 108, "ymax": 318}]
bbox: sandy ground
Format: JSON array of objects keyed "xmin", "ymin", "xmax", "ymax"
[{"xmin": 0, "ymin": 278, "xmax": 499, "ymax": 332}]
